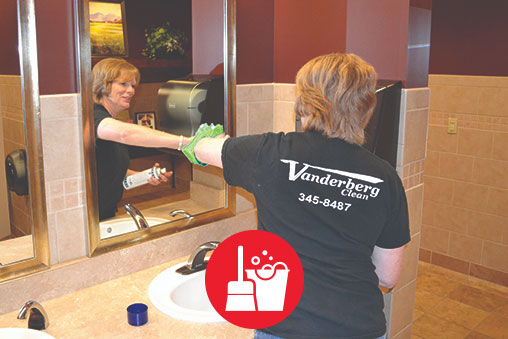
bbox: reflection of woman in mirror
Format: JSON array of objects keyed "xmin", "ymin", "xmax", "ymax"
[{"xmin": 92, "ymin": 58, "xmax": 191, "ymax": 220}]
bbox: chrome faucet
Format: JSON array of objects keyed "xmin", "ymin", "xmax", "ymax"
[
  {"xmin": 176, "ymin": 241, "xmax": 220, "ymax": 275},
  {"xmin": 169, "ymin": 209, "xmax": 192, "ymax": 219},
  {"xmin": 124, "ymin": 203, "xmax": 149, "ymax": 230},
  {"xmin": 17, "ymin": 300, "xmax": 49, "ymax": 330}
]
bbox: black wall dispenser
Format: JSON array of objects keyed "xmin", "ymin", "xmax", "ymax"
[{"xmin": 5, "ymin": 149, "xmax": 29, "ymax": 196}]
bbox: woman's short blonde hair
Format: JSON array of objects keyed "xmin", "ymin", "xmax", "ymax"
[
  {"xmin": 295, "ymin": 53, "xmax": 377, "ymax": 145},
  {"xmin": 92, "ymin": 58, "xmax": 140, "ymax": 104}
]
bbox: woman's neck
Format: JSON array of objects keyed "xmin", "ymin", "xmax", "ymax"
[{"xmin": 99, "ymin": 98, "xmax": 118, "ymax": 118}]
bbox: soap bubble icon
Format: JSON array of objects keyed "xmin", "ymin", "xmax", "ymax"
[{"xmin": 253, "ymin": 262, "xmax": 288, "ymax": 280}]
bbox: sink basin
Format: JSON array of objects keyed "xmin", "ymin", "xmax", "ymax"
[
  {"xmin": 148, "ymin": 263, "xmax": 225, "ymax": 323},
  {"xmin": 100, "ymin": 217, "xmax": 168, "ymax": 239},
  {"xmin": 0, "ymin": 328, "xmax": 55, "ymax": 339}
]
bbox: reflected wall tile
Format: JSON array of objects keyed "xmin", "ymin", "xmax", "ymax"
[
  {"xmin": 39, "ymin": 93, "xmax": 79, "ymax": 120},
  {"xmin": 406, "ymin": 184, "xmax": 423, "ymax": 236}
]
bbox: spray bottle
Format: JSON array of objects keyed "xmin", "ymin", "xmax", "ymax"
[{"xmin": 122, "ymin": 166, "xmax": 167, "ymax": 190}]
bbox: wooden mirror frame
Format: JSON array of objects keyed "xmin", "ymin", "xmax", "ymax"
[
  {"xmin": 77, "ymin": 0, "xmax": 237, "ymax": 257},
  {"xmin": 0, "ymin": 0, "xmax": 50, "ymax": 283}
]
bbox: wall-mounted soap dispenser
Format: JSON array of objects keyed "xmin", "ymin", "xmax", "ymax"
[{"xmin": 5, "ymin": 149, "xmax": 29, "ymax": 196}]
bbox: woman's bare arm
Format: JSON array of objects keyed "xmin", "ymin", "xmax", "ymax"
[{"xmin": 97, "ymin": 117, "xmax": 190, "ymax": 149}]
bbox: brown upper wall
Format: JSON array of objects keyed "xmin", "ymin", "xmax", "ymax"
[
  {"xmin": 272, "ymin": 0, "xmax": 347, "ymax": 84},
  {"xmin": 35, "ymin": 0, "xmax": 77, "ymax": 95},
  {"xmin": 429, "ymin": 0, "xmax": 508, "ymax": 76},
  {"xmin": 236, "ymin": 0, "xmax": 275, "ymax": 84},
  {"xmin": 0, "ymin": 0, "xmax": 21, "ymax": 75}
]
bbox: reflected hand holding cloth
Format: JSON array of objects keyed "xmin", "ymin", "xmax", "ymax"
[{"xmin": 182, "ymin": 123, "xmax": 224, "ymax": 166}]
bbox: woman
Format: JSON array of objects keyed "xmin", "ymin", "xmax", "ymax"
[
  {"xmin": 92, "ymin": 58, "xmax": 191, "ymax": 220},
  {"xmin": 192, "ymin": 53, "xmax": 410, "ymax": 339}
]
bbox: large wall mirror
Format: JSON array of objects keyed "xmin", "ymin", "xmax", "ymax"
[
  {"xmin": 78, "ymin": 0, "xmax": 236, "ymax": 256},
  {"xmin": 0, "ymin": 0, "xmax": 49, "ymax": 282}
]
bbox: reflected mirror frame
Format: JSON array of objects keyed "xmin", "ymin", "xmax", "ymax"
[
  {"xmin": 78, "ymin": 0, "xmax": 237, "ymax": 257},
  {"xmin": 0, "ymin": 0, "xmax": 50, "ymax": 283}
]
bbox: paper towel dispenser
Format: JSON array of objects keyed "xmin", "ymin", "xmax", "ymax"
[{"xmin": 157, "ymin": 74, "xmax": 224, "ymax": 137}]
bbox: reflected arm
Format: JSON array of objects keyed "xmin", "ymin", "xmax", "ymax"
[
  {"xmin": 194, "ymin": 136, "xmax": 228, "ymax": 168},
  {"xmin": 371, "ymin": 244, "xmax": 406, "ymax": 290},
  {"xmin": 97, "ymin": 117, "xmax": 190, "ymax": 149}
]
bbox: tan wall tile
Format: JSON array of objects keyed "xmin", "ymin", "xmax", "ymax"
[
  {"xmin": 55, "ymin": 207, "xmax": 88, "ymax": 263},
  {"xmin": 421, "ymin": 224, "xmax": 449, "ymax": 254},
  {"xmin": 42, "ymin": 118, "xmax": 83, "ymax": 182},
  {"xmin": 273, "ymin": 101, "xmax": 295, "ymax": 133},
  {"xmin": 423, "ymin": 150, "xmax": 439, "ymax": 176},
  {"xmin": 472, "ymin": 158, "xmax": 508, "ymax": 188},
  {"xmin": 486, "ymin": 187, "xmax": 508, "ymax": 217},
  {"xmin": 492, "ymin": 132, "xmax": 508, "ymax": 161},
  {"xmin": 427, "ymin": 124, "xmax": 458, "ymax": 153},
  {"xmin": 405, "ymin": 88, "xmax": 430, "ymax": 111},
  {"xmin": 247, "ymin": 101, "xmax": 274, "ymax": 134},
  {"xmin": 235, "ymin": 102, "xmax": 249, "ymax": 136},
  {"xmin": 427, "ymin": 203, "xmax": 469, "ymax": 234},
  {"xmin": 438, "ymin": 153, "xmax": 473, "ymax": 182},
  {"xmin": 390, "ymin": 280, "xmax": 417, "ymax": 337},
  {"xmin": 448, "ymin": 232, "xmax": 482, "ymax": 264},
  {"xmin": 429, "ymin": 85, "xmax": 479, "ymax": 114},
  {"xmin": 403, "ymin": 108, "xmax": 428, "ymax": 163},
  {"xmin": 431, "ymin": 252, "xmax": 470, "ymax": 275},
  {"xmin": 39, "ymin": 93, "xmax": 80, "ymax": 120},
  {"xmin": 395, "ymin": 233, "xmax": 420, "ymax": 289},
  {"xmin": 457, "ymin": 128, "xmax": 493, "ymax": 158},
  {"xmin": 452, "ymin": 182, "xmax": 490, "ymax": 212},
  {"xmin": 481, "ymin": 241, "xmax": 508, "ymax": 272},
  {"xmin": 406, "ymin": 184, "xmax": 424, "ymax": 236},
  {"xmin": 468, "ymin": 212, "xmax": 506, "ymax": 243},
  {"xmin": 478, "ymin": 87, "xmax": 508, "ymax": 117},
  {"xmin": 236, "ymin": 84, "xmax": 273, "ymax": 102},
  {"xmin": 423, "ymin": 175, "xmax": 454, "ymax": 203},
  {"xmin": 273, "ymin": 83, "xmax": 295, "ymax": 101}
]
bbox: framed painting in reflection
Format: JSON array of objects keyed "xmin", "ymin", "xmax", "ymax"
[
  {"xmin": 89, "ymin": 0, "xmax": 128, "ymax": 57},
  {"xmin": 135, "ymin": 112, "xmax": 156, "ymax": 130}
]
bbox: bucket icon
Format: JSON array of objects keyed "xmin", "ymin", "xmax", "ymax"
[{"xmin": 246, "ymin": 263, "xmax": 290, "ymax": 311}]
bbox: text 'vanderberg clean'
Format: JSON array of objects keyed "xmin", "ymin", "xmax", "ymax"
[{"xmin": 281, "ymin": 159, "xmax": 383, "ymax": 200}]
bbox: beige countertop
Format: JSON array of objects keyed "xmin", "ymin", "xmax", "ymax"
[{"xmin": 0, "ymin": 256, "xmax": 253, "ymax": 339}]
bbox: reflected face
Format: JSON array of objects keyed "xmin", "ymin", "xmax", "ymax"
[{"xmin": 107, "ymin": 74, "xmax": 136, "ymax": 113}]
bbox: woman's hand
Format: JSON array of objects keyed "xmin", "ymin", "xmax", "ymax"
[{"xmin": 147, "ymin": 163, "xmax": 173, "ymax": 186}]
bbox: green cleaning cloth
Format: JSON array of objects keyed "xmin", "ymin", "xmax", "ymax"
[{"xmin": 182, "ymin": 123, "xmax": 224, "ymax": 166}]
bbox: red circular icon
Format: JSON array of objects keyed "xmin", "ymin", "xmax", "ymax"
[{"xmin": 205, "ymin": 230, "xmax": 304, "ymax": 329}]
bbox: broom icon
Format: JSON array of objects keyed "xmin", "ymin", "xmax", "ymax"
[{"xmin": 225, "ymin": 246, "xmax": 256, "ymax": 311}]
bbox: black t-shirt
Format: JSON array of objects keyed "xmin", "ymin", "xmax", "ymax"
[
  {"xmin": 94, "ymin": 104, "xmax": 130, "ymax": 220},
  {"xmin": 222, "ymin": 131, "xmax": 410, "ymax": 339}
]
